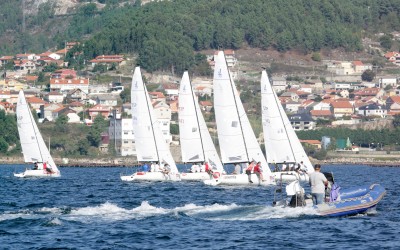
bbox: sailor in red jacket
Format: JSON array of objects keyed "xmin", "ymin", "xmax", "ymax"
[{"xmin": 253, "ymin": 161, "xmax": 264, "ymax": 183}]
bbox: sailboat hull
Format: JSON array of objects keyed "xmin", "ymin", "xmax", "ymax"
[
  {"xmin": 180, "ymin": 172, "xmax": 211, "ymax": 181},
  {"xmin": 14, "ymin": 169, "xmax": 61, "ymax": 178},
  {"xmin": 273, "ymin": 171, "xmax": 309, "ymax": 182},
  {"xmin": 120, "ymin": 172, "xmax": 181, "ymax": 182},
  {"xmin": 204, "ymin": 173, "xmax": 275, "ymax": 186}
]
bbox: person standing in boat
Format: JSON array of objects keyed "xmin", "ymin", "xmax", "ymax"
[
  {"xmin": 281, "ymin": 161, "xmax": 288, "ymax": 171},
  {"xmin": 33, "ymin": 162, "xmax": 38, "ymax": 170},
  {"xmin": 253, "ymin": 161, "xmax": 264, "ymax": 183},
  {"xmin": 204, "ymin": 161, "xmax": 212, "ymax": 175},
  {"xmin": 142, "ymin": 163, "xmax": 149, "ymax": 172},
  {"xmin": 246, "ymin": 160, "xmax": 256, "ymax": 183},
  {"xmin": 309, "ymin": 164, "xmax": 328, "ymax": 205}
]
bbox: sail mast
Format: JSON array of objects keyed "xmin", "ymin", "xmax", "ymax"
[{"xmin": 143, "ymin": 83, "xmax": 161, "ymax": 163}]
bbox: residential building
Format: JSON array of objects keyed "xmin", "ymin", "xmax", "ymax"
[
  {"xmin": 44, "ymin": 91, "xmax": 64, "ymax": 103},
  {"xmin": 199, "ymin": 100, "xmax": 213, "ymax": 112},
  {"xmin": 14, "ymin": 60, "xmax": 36, "ymax": 74},
  {"xmin": 50, "ymin": 78, "xmax": 89, "ymax": 94},
  {"xmin": 0, "ymin": 102, "xmax": 15, "ymax": 114},
  {"xmin": 384, "ymin": 51, "xmax": 400, "ymax": 66},
  {"xmin": 378, "ymin": 77, "xmax": 397, "ymax": 89},
  {"xmin": 330, "ymin": 100, "xmax": 354, "ymax": 118},
  {"xmin": 284, "ymin": 101, "xmax": 301, "ymax": 113},
  {"xmin": 89, "ymin": 55, "xmax": 125, "ymax": 69},
  {"xmin": 26, "ymin": 96, "xmax": 47, "ymax": 110},
  {"xmin": 385, "ymin": 96, "xmax": 400, "ymax": 114},
  {"xmin": 40, "ymin": 103, "xmax": 64, "ymax": 120},
  {"xmin": 66, "ymin": 88, "xmax": 88, "ymax": 103},
  {"xmin": 299, "ymin": 139, "xmax": 322, "ymax": 149},
  {"xmin": 96, "ymin": 95, "xmax": 119, "ymax": 107},
  {"xmin": 288, "ymin": 113, "xmax": 315, "ymax": 131},
  {"xmin": 357, "ymin": 103, "xmax": 387, "ymax": 117},
  {"xmin": 272, "ymin": 76, "xmax": 287, "ymax": 92},
  {"xmin": 352, "ymin": 61, "xmax": 372, "ymax": 73},
  {"xmin": 153, "ymin": 101, "xmax": 172, "ymax": 144},
  {"xmin": 108, "ymin": 112, "xmax": 136, "ymax": 156},
  {"xmin": 87, "ymin": 104, "xmax": 111, "ymax": 121},
  {"xmin": 310, "ymin": 110, "xmax": 332, "ymax": 120}
]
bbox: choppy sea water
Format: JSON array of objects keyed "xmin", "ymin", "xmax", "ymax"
[{"xmin": 0, "ymin": 164, "xmax": 397, "ymax": 249}]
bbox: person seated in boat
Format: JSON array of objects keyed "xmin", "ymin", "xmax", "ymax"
[
  {"xmin": 232, "ymin": 163, "xmax": 241, "ymax": 175},
  {"xmin": 150, "ymin": 162, "xmax": 156, "ymax": 172},
  {"xmin": 154, "ymin": 162, "xmax": 160, "ymax": 172},
  {"xmin": 281, "ymin": 161, "xmax": 288, "ymax": 171},
  {"xmin": 295, "ymin": 161, "xmax": 307, "ymax": 174},
  {"xmin": 194, "ymin": 163, "xmax": 200, "ymax": 173},
  {"xmin": 200, "ymin": 163, "xmax": 206, "ymax": 172},
  {"xmin": 253, "ymin": 161, "xmax": 265, "ymax": 182},
  {"xmin": 162, "ymin": 164, "xmax": 171, "ymax": 175},
  {"xmin": 272, "ymin": 161, "xmax": 279, "ymax": 172},
  {"xmin": 142, "ymin": 163, "xmax": 149, "ymax": 172},
  {"xmin": 309, "ymin": 164, "xmax": 328, "ymax": 205},
  {"xmin": 246, "ymin": 161, "xmax": 256, "ymax": 183},
  {"xmin": 33, "ymin": 162, "xmax": 38, "ymax": 170}
]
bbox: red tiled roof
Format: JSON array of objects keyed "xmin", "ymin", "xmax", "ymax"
[
  {"xmin": 300, "ymin": 139, "xmax": 321, "ymax": 144},
  {"xmin": 199, "ymin": 101, "xmax": 212, "ymax": 106},
  {"xmin": 388, "ymin": 96, "xmax": 400, "ymax": 103},
  {"xmin": 310, "ymin": 110, "xmax": 332, "ymax": 116},
  {"xmin": 330, "ymin": 101, "xmax": 352, "ymax": 108},
  {"xmin": 50, "ymin": 78, "xmax": 89, "ymax": 85},
  {"xmin": 353, "ymin": 60, "xmax": 364, "ymax": 66},
  {"xmin": 27, "ymin": 96, "xmax": 46, "ymax": 104},
  {"xmin": 149, "ymin": 92, "xmax": 165, "ymax": 98}
]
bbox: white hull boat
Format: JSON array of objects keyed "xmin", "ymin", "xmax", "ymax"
[
  {"xmin": 121, "ymin": 66, "xmax": 180, "ymax": 182},
  {"xmin": 204, "ymin": 173, "xmax": 274, "ymax": 186},
  {"xmin": 120, "ymin": 171, "xmax": 180, "ymax": 182},
  {"xmin": 180, "ymin": 172, "xmax": 211, "ymax": 181},
  {"xmin": 260, "ymin": 70, "xmax": 314, "ymax": 183},
  {"xmin": 210, "ymin": 51, "xmax": 275, "ymax": 187},
  {"xmin": 14, "ymin": 91, "xmax": 60, "ymax": 178}
]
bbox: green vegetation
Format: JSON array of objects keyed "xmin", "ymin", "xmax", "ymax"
[
  {"xmin": 0, "ymin": 111, "xmax": 19, "ymax": 154},
  {"xmin": 2, "ymin": 0, "xmax": 400, "ymax": 73}
]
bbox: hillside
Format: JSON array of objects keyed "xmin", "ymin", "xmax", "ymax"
[{"xmin": 0, "ymin": 0, "xmax": 399, "ymax": 73}]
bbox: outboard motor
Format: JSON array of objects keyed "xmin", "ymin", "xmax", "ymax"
[{"xmin": 286, "ymin": 180, "xmax": 305, "ymax": 207}]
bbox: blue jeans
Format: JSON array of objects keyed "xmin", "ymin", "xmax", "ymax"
[{"xmin": 311, "ymin": 193, "xmax": 325, "ymax": 205}]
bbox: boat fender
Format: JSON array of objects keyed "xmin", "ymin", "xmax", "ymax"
[
  {"xmin": 137, "ymin": 172, "xmax": 145, "ymax": 175},
  {"xmin": 213, "ymin": 172, "xmax": 220, "ymax": 179}
]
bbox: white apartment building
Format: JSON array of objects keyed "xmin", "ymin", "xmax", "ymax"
[{"xmin": 108, "ymin": 112, "xmax": 136, "ymax": 156}]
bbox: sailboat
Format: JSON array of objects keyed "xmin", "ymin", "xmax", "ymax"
[
  {"xmin": 14, "ymin": 90, "xmax": 60, "ymax": 178},
  {"xmin": 205, "ymin": 51, "xmax": 275, "ymax": 186},
  {"xmin": 120, "ymin": 66, "xmax": 180, "ymax": 182},
  {"xmin": 260, "ymin": 70, "xmax": 314, "ymax": 182},
  {"xmin": 178, "ymin": 71, "xmax": 224, "ymax": 181}
]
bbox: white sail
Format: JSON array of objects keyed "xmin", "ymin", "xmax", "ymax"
[
  {"xmin": 213, "ymin": 51, "xmax": 270, "ymax": 173},
  {"xmin": 16, "ymin": 90, "xmax": 58, "ymax": 172},
  {"xmin": 261, "ymin": 70, "xmax": 314, "ymax": 173},
  {"xmin": 179, "ymin": 71, "xmax": 223, "ymax": 172},
  {"xmin": 131, "ymin": 66, "xmax": 178, "ymax": 173}
]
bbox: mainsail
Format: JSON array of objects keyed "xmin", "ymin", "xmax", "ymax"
[
  {"xmin": 131, "ymin": 66, "xmax": 178, "ymax": 173},
  {"xmin": 261, "ymin": 70, "xmax": 314, "ymax": 173}
]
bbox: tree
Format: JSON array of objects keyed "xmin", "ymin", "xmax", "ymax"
[
  {"xmin": 393, "ymin": 115, "xmax": 400, "ymax": 128},
  {"xmin": 379, "ymin": 34, "xmax": 393, "ymax": 50},
  {"xmin": 55, "ymin": 115, "xmax": 69, "ymax": 132},
  {"xmin": 361, "ymin": 69, "xmax": 375, "ymax": 82},
  {"xmin": 0, "ymin": 137, "xmax": 8, "ymax": 153},
  {"xmin": 170, "ymin": 124, "xmax": 179, "ymax": 135},
  {"xmin": 311, "ymin": 52, "xmax": 321, "ymax": 62}
]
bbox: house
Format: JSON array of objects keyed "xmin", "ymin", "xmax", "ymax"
[
  {"xmin": 352, "ymin": 61, "xmax": 372, "ymax": 74},
  {"xmin": 40, "ymin": 103, "xmax": 64, "ymax": 120},
  {"xmin": 66, "ymin": 88, "xmax": 88, "ymax": 102},
  {"xmin": 271, "ymin": 76, "xmax": 287, "ymax": 92},
  {"xmin": 69, "ymin": 101, "xmax": 84, "ymax": 113},
  {"xmin": 52, "ymin": 107, "xmax": 80, "ymax": 123},
  {"xmin": 13, "ymin": 60, "xmax": 36, "ymax": 74},
  {"xmin": 385, "ymin": 96, "xmax": 400, "ymax": 114},
  {"xmin": 26, "ymin": 96, "xmax": 47, "ymax": 110},
  {"xmin": 213, "ymin": 50, "xmax": 236, "ymax": 68},
  {"xmin": 149, "ymin": 92, "xmax": 166, "ymax": 102},
  {"xmin": 199, "ymin": 100, "xmax": 213, "ymax": 112},
  {"xmin": 330, "ymin": 100, "xmax": 354, "ymax": 118},
  {"xmin": 162, "ymin": 84, "xmax": 179, "ymax": 100},
  {"xmin": 288, "ymin": 113, "xmax": 315, "ymax": 131},
  {"xmin": 357, "ymin": 103, "xmax": 387, "ymax": 117},
  {"xmin": 50, "ymin": 78, "xmax": 89, "ymax": 94},
  {"xmin": 51, "ymin": 69, "xmax": 77, "ymax": 79},
  {"xmin": 169, "ymin": 100, "xmax": 178, "ymax": 113},
  {"xmin": 0, "ymin": 90, "xmax": 11, "ymax": 102},
  {"xmin": 122, "ymin": 103, "xmax": 132, "ymax": 116},
  {"xmin": 0, "ymin": 102, "xmax": 15, "ymax": 114},
  {"xmin": 108, "ymin": 112, "xmax": 136, "ymax": 156},
  {"xmin": 284, "ymin": 101, "xmax": 301, "ymax": 113},
  {"xmin": 280, "ymin": 91, "xmax": 299, "ymax": 102},
  {"xmin": 15, "ymin": 53, "xmax": 37, "ymax": 61},
  {"xmin": 297, "ymin": 100, "xmax": 315, "ymax": 113},
  {"xmin": 194, "ymin": 85, "xmax": 213, "ymax": 96},
  {"xmin": 310, "ymin": 110, "xmax": 332, "ymax": 120},
  {"xmin": 44, "ymin": 91, "xmax": 64, "ymax": 103},
  {"xmin": 384, "ymin": 51, "xmax": 400, "ymax": 65},
  {"xmin": 378, "ymin": 77, "xmax": 397, "ymax": 89},
  {"xmin": 38, "ymin": 51, "xmax": 61, "ymax": 60},
  {"xmin": 299, "ymin": 84, "xmax": 313, "ymax": 93},
  {"xmin": 153, "ymin": 101, "xmax": 172, "ymax": 144},
  {"xmin": 299, "ymin": 139, "xmax": 321, "ymax": 149},
  {"xmin": 96, "ymin": 95, "xmax": 119, "ymax": 107},
  {"xmin": 0, "ymin": 56, "xmax": 14, "ymax": 66},
  {"xmin": 87, "ymin": 104, "xmax": 111, "ymax": 121},
  {"xmin": 89, "ymin": 55, "xmax": 125, "ymax": 69},
  {"xmin": 354, "ymin": 88, "xmax": 384, "ymax": 99}
]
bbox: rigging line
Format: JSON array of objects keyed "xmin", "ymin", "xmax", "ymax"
[
  {"xmin": 142, "ymin": 79, "xmax": 161, "ymax": 164},
  {"xmin": 223, "ymin": 53, "xmax": 250, "ymax": 163},
  {"xmin": 188, "ymin": 73, "xmax": 207, "ymax": 162}
]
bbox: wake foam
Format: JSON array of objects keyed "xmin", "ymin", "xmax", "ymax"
[{"xmin": 0, "ymin": 202, "xmax": 318, "ymax": 223}]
